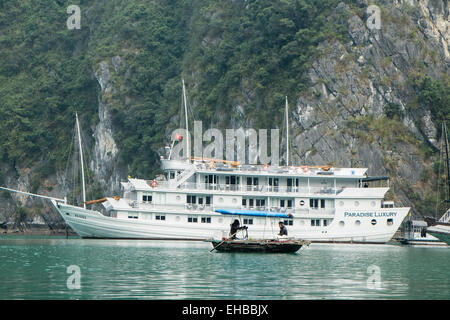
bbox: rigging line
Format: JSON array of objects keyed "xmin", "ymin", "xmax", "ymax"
[
  {"xmin": 63, "ymin": 124, "xmax": 75, "ymax": 191},
  {"xmin": 436, "ymin": 125, "xmax": 444, "ymax": 218},
  {"xmin": 444, "ymin": 122, "xmax": 450, "ymax": 205}
]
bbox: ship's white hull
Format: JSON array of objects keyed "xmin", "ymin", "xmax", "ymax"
[{"xmin": 52, "ymin": 201, "xmax": 410, "ymax": 243}]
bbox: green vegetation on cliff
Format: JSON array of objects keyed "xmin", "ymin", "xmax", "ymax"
[{"xmin": 0, "ymin": 0, "xmax": 349, "ymax": 178}]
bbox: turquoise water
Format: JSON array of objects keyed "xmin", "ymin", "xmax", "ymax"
[{"xmin": 0, "ymin": 235, "xmax": 448, "ymax": 300}]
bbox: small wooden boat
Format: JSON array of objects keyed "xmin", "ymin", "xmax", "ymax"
[{"xmin": 209, "ymin": 238, "xmax": 310, "ymax": 253}]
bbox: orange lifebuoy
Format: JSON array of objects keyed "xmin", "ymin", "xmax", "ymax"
[
  {"xmin": 263, "ymin": 163, "xmax": 270, "ymax": 170},
  {"xmin": 302, "ymin": 166, "xmax": 310, "ymax": 173},
  {"xmin": 150, "ymin": 179, "xmax": 158, "ymax": 188},
  {"xmin": 208, "ymin": 160, "xmax": 216, "ymax": 169}
]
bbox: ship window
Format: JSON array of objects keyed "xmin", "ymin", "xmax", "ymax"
[
  {"xmin": 311, "ymin": 219, "xmax": 321, "ymax": 226},
  {"xmin": 142, "ymin": 195, "xmax": 152, "ymax": 203},
  {"xmin": 242, "ymin": 198, "xmax": 247, "ymax": 206},
  {"xmin": 187, "ymin": 195, "xmax": 196, "ymax": 204},
  {"xmin": 300, "ymin": 200, "xmax": 305, "ymax": 206},
  {"xmin": 371, "ymin": 219, "xmax": 377, "ymax": 225},
  {"xmin": 170, "ymin": 171, "xmax": 175, "ymax": 179},
  {"xmin": 249, "ymin": 199, "xmax": 254, "ymax": 207},
  {"xmin": 128, "ymin": 213, "xmax": 138, "ymax": 219},
  {"xmin": 205, "ymin": 196, "xmax": 211, "ymax": 205},
  {"xmin": 156, "ymin": 215, "xmax": 165, "ymax": 221},
  {"xmin": 323, "ymin": 219, "xmax": 328, "ymax": 226},
  {"xmin": 310, "ymin": 199, "xmax": 319, "ymax": 208},
  {"xmin": 320, "ymin": 199, "xmax": 325, "ymax": 208},
  {"xmin": 201, "ymin": 217, "xmax": 211, "ymax": 223},
  {"xmin": 256, "ymin": 199, "xmax": 266, "ymax": 207},
  {"xmin": 287, "ymin": 200, "xmax": 293, "ymax": 208},
  {"xmin": 243, "ymin": 218, "xmax": 253, "ymax": 225},
  {"xmin": 355, "ymin": 220, "xmax": 361, "ymax": 226},
  {"xmin": 387, "ymin": 219, "xmax": 393, "ymax": 226},
  {"xmin": 280, "ymin": 199, "xmax": 285, "ymax": 207},
  {"xmin": 188, "ymin": 216, "xmax": 198, "ymax": 223},
  {"xmin": 284, "ymin": 219, "xmax": 294, "ymax": 226},
  {"xmin": 198, "ymin": 197, "xmax": 203, "ymax": 205},
  {"xmin": 339, "ymin": 221, "xmax": 345, "ymax": 227},
  {"xmin": 226, "ymin": 176, "xmax": 239, "ymax": 185}
]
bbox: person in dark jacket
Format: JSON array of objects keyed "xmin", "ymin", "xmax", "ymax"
[
  {"xmin": 230, "ymin": 219, "xmax": 247, "ymax": 239},
  {"xmin": 278, "ymin": 221, "xmax": 288, "ymax": 236}
]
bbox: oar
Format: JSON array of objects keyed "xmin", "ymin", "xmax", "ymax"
[{"xmin": 210, "ymin": 231, "xmax": 238, "ymax": 252}]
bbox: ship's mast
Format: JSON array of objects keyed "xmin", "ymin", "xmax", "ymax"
[
  {"xmin": 182, "ymin": 79, "xmax": 190, "ymax": 163},
  {"xmin": 444, "ymin": 122, "xmax": 450, "ymax": 203},
  {"xmin": 285, "ymin": 96, "xmax": 289, "ymax": 166},
  {"xmin": 75, "ymin": 112, "xmax": 86, "ymax": 209}
]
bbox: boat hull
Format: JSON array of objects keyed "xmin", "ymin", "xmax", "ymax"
[
  {"xmin": 51, "ymin": 201, "xmax": 410, "ymax": 244},
  {"xmin": 210, "ymin": 239, "xmax": 308, "ymax": 253},
  {"xmin": 427, "ymin": 224, "xmax": 450, "ymax": 245}
]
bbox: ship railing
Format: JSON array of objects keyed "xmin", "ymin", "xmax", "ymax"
[
  {"xmin": 135, "ymin": 202, "xmax": 336, "ymax": 215},
  {"xmin": 174, "ymin": 182, "xmax": 345, "ymax": 195}
]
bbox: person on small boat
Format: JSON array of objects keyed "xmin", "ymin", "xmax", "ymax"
[
  {"xmin": 230, "ymin": 219, "xmax": 247, "ymax": 239},
  {"xmin": 278, "ymin": 221, "xmax": 288, "ymax": 236}
]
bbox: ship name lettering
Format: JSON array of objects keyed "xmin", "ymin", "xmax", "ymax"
[{"xmin": 344, "ymin": 212, "xmax": 397, "ymax": 218}]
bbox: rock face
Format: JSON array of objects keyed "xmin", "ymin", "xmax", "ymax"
[
  {"xmin": 92, "ymin": 60, "xmax": 122, "ymax": 195},
  {"xmin": 0, "ymin": 0, "xmax": 448, "ymax": 231},
  {"xmin": 291, "ymin": 0, "xmax": 448, "ymax": 208}
]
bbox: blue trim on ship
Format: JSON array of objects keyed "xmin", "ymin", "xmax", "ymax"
[{"xmin": 215, "ymin": 209, "xmax": 292, "ymax": 218}]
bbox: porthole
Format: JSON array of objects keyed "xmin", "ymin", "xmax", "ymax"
[
  {"xmin": 232, "ymin": 198, "xmax": 237, "ymax": 204},
  {"xmin": 339, "ymin": 201, "xmax": 344, "ymax": 207},
  {"xmin": 354, "ymin": 201, "xmax": 359, "ymax": 207},
  {"xmin": 218, "ymin": 218, "xmax": 224, "ymax": 224},
  {"xmin": 339, "ymin": 221, "xmax": 345, "ymax": 227},
  {"xmin": 371, "ymin": 219, "xmax": 377, "ymax": 225},
  {"xmin": 355, "ymin": 220, "xmax": 361, "ymax": 226},
  {"xmin": 387, "ymin": 218, "xmax": 393, "ymax": 226},
  {"xmin": 219, "ymin": 197, "xmax": 224, "ymax": 203},
  {"xmin": 175, "ymin": 216, "xmax": 181, "ymax": 222},
  {"xmin": 176, "ymin": 195, "xmax": 181, "ymax": 201},
  {"xmin": 300, "ymin": 200, "xmax": 305, "ymax": 206},
  {"xmin": 300, "ymin": 220, "xmax": 305, "ymax": 225},
  {"xmin": 370, "ymin": 201, "xmax": 376, "ymax": 207}
]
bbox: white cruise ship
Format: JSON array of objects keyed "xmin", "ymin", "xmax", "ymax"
[
  {"xmin": 51, "ymin": 157, "xmax": 410, "ymax": 243},
  {"xmin": 49, "ymin": 84, "xmax": 410, "ymax": 244},
  {"xmin": 0, "ymin": 83, "xmax": 410, "ymax": 243}
]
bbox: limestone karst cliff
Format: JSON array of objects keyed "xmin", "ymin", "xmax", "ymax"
[{"xmin": 0, "ymin": 0, "xmax": 448, "ymax": 231}]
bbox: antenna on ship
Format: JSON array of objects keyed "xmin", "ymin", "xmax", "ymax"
[
  {"xmin": 182, "ymin": 78, "xmax": 190, "ymax": 163},
  {"xmin": 75, "ymin": 112, "xmax": 87, "ymax": 209},
  {"xmin": 285, "ymin": 96, "xmax": 290, "ymax": 167}
]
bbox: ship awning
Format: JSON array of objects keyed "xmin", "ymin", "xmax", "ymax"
[{"xmin": 215, "ymin": 209, "xmax": 292, "ymax": 218}]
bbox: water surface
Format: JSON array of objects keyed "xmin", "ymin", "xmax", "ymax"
[{"xmin": 0, "ymin": 235, "xmax": 448, "ymax": 299}]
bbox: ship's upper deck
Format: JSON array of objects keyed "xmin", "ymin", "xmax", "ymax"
[
  {"xmin": 121, "ymin": 159, "xmax": 380, "ymax": 194},
  {"xmin": 160, "ymin": 159, "xmax": 368, "ymax": 177}
]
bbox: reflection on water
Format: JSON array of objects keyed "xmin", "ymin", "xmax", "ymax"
[{"xmin": 0, "ymin": 236, "xmax": 449, "ymax": 299}]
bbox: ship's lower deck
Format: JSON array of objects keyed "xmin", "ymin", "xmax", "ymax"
[{"xmin": 52, "ymin": 200, "xmax": 410, "ymax": 244}]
